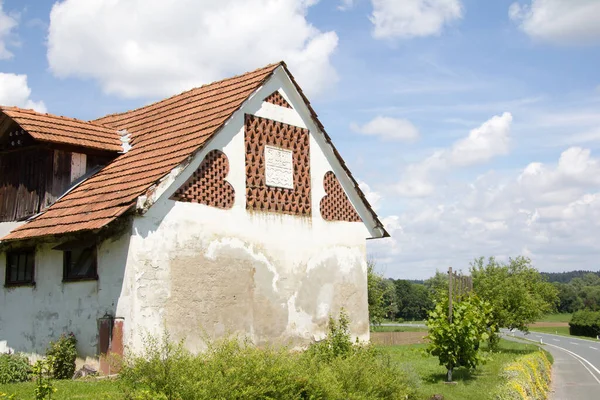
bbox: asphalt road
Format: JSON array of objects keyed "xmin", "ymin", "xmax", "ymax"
[{"xmin": 505, "ymin": 330, "xmax": 600, "ymax": 399}]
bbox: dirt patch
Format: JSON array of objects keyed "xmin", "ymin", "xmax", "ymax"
[
  {"xmin": 528, "ymin": 322, "xmax": 569, "ymax": 328},
  {"xmin": 370, "ymin": 331, "xmax": 428, "ymax": 346}
]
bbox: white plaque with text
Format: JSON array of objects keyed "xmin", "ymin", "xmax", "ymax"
[{"xmin": 264, "ymin": 145, "xmax": 293, "ymax": 189}]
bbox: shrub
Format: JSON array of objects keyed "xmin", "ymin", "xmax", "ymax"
[
  {"xmin": 494, "ymin": 350, "xmax": 552, "ymax": 400},
  {"xmin": 569, "ymin": 310, "xmax": 600, "ymax": 338},
  {"xmin": 46, "ymin": 333, "xmax": 77, "ymax": 379},
  {"xmin": 120, "ymin": 313, "xmax": 419, "ymax": 400},
  {"xmin": 0, "ymin": 353, "xmax": 31, "ymax": 384}
]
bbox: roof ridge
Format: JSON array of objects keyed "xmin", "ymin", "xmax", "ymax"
[{"xmin": 92, "ymin": 61, "xmax": 283, "ymax": 124}]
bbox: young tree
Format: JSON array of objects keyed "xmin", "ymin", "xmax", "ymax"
[
  {"xmin": 367, "ymin": 260, "xmax": 387, "ymax": 325},
  {"xmin": 426, "ymin": 294, "xmax": 493, "ymax": 382},
  {"xmin": 470, "ymin": 256, "xmax": 558, "ymax": 343},
  {"xmin": 424, "ymin": 270, "xmax": 449, "ymax": 301}
]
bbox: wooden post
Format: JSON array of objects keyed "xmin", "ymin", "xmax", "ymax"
[{"xmin": 448, "ymin": 267, "xmax": 453, "ymax": 324}]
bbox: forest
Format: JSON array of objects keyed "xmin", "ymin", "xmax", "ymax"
[{"xmin": 371, "ymin": 264, "xmax": 600, "ymax": 322}]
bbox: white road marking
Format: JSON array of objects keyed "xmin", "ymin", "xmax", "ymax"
[
  {"xmin": 546, "ymin": 343, "xmax": 600, "ymax": 385},
  {"xmin": 570, "ymin": 342, "xmax": 579, "ymax": 345},
  {"xmin": 591, "ymin": 347, "xmax": 598, "ymax": 350},
  {"xmin": 552, "ymin": 339, "xmax": 560, "ymax": 342}
]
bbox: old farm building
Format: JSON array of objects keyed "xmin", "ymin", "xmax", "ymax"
[{"xmin": 0, "ymin": 62, "xmax": 388, "ymax": 368}]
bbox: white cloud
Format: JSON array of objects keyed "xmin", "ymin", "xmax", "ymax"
[
  {"xmin": 447, "ymin": 112, "xmax": 512, "ymax": 166},
  {"xmin": 47, "ymin": 0, "xmax": 338, "ymax": 99},
  {"xmin": 370, "ymin": 0, "xmax": 463, "ymax": 39},
  {"xmin": 358, "ymin": 180, "xmax": 382, "ymax": 210},
  {"xmin": 0, "ymin": 1, "xmax": 18, "ymax": 59},
  {"xmin": 394, "ymin": 112, "xmax": 513, "ymax": 197},
  {"xmin": 351, "ymin": 116, "xmax": 420, "ymax": 141},
  {"xmin": 509, "ymin": 0, "xmax": 600, "ymax": 45},
  {"xmin": 372, "ymin": 146, "xmax": 600, "ymax": 279},
  {"xmin": 0, "ymin": 73, "xmax": 46, "ymax": 112}
]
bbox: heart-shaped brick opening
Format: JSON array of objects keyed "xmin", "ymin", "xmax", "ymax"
[
  {"xmin": 171, "ymin": 149, "xmax": 235, "ymax": 209},
  {"xmin": 320, "ymin": 171, "xmax": 361, "ymax": 222}
]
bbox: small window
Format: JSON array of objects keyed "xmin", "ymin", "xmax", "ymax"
[
  {"xmin": 63, "ymin": 245, "xmax": 98, "ymax": 282},
  {"xmin": 5, "ymin": 249, "xmax": 35, "ymax": 286}
]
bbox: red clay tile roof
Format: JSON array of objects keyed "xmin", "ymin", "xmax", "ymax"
[
  {"xmin": 0, "ymin": 106, "xmax": 121, "ymax": 152},
  {"xmin": 3, "ymin": 61, "xmax": 388, "ymax": 241},
  {"xmin": 3, "ymin": 63, "xmax": 281, "ymax": 240}
]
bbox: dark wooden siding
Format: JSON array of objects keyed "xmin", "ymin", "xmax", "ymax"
[{"xmin": 0, "ymin": 148, "xmax": 72, "ymax": 222}]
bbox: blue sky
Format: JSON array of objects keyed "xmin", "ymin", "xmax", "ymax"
[{"xmin": 1, "ymin": 0, "xmax": 600, "ymax": 279}]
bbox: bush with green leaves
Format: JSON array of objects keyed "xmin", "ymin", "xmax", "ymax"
[
  {"xmin": 120, "ymin": 313, "xmax": 419, "ymax": 400},
  {"xmin": 426, "ymin": 294, "xmax": 493, "ymax": 382},
  {"xmin": 569, "ymin": 310, "xmax": 600, "ymax": 337},
  {"xmin": 46, "ymin": 333, "xmax": 77, "ymax": 379},
  {"xmin": 0, "ymin": 353, "xmax": 31, "ymax": 384}
]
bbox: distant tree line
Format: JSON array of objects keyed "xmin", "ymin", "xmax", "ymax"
[
  {"xmin": 541, "ymin": 270, "xmax": 600, "ymax": 284},
  {"xmin": 548, "ymin": 272, "xmax": 600, "ymax": 312},
  {"xmin": 367, "ymin": 264, "xmax": 437, "ymax": 323}
]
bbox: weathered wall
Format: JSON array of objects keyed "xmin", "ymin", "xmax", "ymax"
[
  {"xmin": 117, "ymin": 68, "xmax": 373, "ymax": 352},
  {"xmin": 0, "ymin": 231, "xmax": 130, "ymax": 360},
  {"xmin": 0, "ymin": 67, "xmax": 377, "ymax": 359}
]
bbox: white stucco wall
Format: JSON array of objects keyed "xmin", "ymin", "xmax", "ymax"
[
  {"xmin": 0, "ymin": 232, "xmax": 130, "ymax": 359},
  {"xmin": 0, "ymin": 66, "xmax": 379, "ymax": 359},
  {"xmin": 115, "ymin": 68, "xmax": 374, "ymax": 353}
]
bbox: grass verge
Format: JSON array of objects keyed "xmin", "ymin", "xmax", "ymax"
[
  {"xmin": 0, "ymin": 379, "xmax": 121, "ymax": 399},
  {"xmin": 381, "ymin": 339, "xmax": 543, "ymax": 400}
]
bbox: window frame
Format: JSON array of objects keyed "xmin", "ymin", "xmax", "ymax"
[
  {"xmin": 62, "ymin": 244, "xmax": 98, "ymax": 283},
  {"xmin": 4, "ymin": 248, "xmax": 36, "ymax": 287}
]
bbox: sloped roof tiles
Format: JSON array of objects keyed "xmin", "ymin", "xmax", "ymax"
[{"xmin": 2, "ymin": 61, "xmax": 388, "ymax": 241}]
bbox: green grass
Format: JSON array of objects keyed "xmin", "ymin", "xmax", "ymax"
[
  {"xmin": 371, "ymin": 325, "xmax": 428, "ymax": 332},
  {"xmin": 529, "ymin": 326, "xmax": 599, "ymax": 341},
  {"xmin": 381, "ymin": 339, "xmax": 543, "ymax": 400},
  {"xmin": 0, "ymin": 379, "xmax": 121, "ymax": 399},
  {"xmin": 536, "ymin": 313, "xmax": 572, "ymax": 323}
]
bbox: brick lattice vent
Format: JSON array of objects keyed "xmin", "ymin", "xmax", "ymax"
[
  {"xmin": 264, "ymin": 91, "xmax": 293, "ymax": 109},
  {"xmin": 171, "ymin": 149, "xmax": 235, "ymax": 209},
  {"xmin": 245, "ymin": 114, "xmax": 311, "ymax": 216},
  {"xmin": 320, "ymin": 171, "xmax": 362, "ymax": 222}
]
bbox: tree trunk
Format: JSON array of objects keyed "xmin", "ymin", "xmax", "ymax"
[{"xmin": 447, "ymin": 367, "xmax": 453, "ymax": 382}]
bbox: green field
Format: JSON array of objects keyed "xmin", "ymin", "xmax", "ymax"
[
  {"xmin": 536, "ymin": 313, "xmax": 572, "ymax": 323},
  {"xmin": 382, "ymin": 339, "xmax": 544, "ymax": 400},
  {"xmin": 528, "ymin": 326, "xmax": 599, "ymax": 341}
]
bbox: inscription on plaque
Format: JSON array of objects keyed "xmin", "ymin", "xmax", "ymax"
[{"xmin": 265, "ymin": 145, "xmax": 294, "ymax": 189}]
